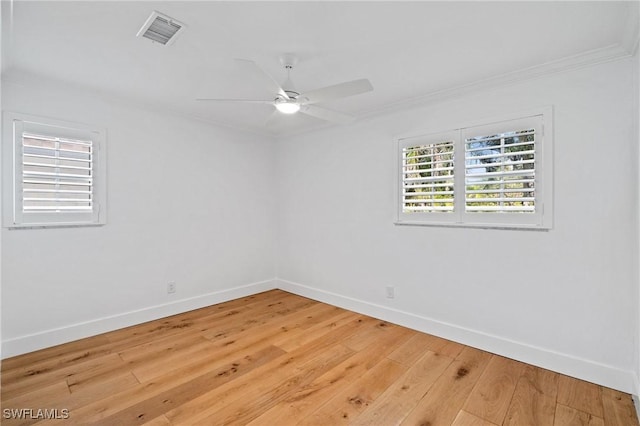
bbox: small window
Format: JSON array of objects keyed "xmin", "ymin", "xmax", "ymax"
[
  {"xmin": 3, "ymin": 112, "xmax": 107, "ymax": 228},
  {"xmin": 397, "ymin": 109, "xmax": 552, "ymax": 229}
]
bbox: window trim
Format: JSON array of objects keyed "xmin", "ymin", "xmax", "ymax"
[
  {"xmin": 2, "ymin": 111, "xmax": 107, "ymax": 229},
  {"xmin": 394, "ymin": 107, "xmax": 553, "ymax": 230}
]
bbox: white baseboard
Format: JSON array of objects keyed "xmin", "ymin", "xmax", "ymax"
[
  {"xmin": 276, "ymin": 278, "xmax": 637, "ymax": 394},
  {"xmin": 1, "ymin": 279, "xmax": 277, "ymax": 359},
  {"xmin": 633, "ymin": 394, "xmax": 640, "ymax": 422}
]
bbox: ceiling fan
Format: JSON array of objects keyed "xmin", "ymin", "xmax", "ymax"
[{"xmin": 196, "ymin": 54, "xmax": 373, "ymax": 125}]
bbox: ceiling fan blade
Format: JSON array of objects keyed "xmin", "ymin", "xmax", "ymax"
[
  {"xmin": 235, "ymin": 58, "xmax": 289, "ymax": 100},
  {"xmin": 196, "ymin": 98, "xmax": 273, "ymax": 104},
  {"xmin": 301, "ymin": 105, "xmax": 356, "ymax": 124},
  {"xmin": 298, "ymin": 79, "xmax": 373, "ymax": 105}
]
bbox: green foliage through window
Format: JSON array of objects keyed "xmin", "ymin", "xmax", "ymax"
[
  {"xmin": 465, "ymin": 129, "xmax": 535, "ymax": 213},
  {"xmin": 402, "ymin": 140, "xmax": 454, "ymax": 213}
]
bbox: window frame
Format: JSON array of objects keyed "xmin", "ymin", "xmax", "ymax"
[
  {"xmin": 2, "ymin": 111, "xmax": 107, "ymax": 229},
  {"xmin": 395, "ymin": 107, "xmax": 553, "ymax": 230}
]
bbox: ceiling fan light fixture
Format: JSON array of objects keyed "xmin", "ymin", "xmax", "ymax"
[{"xmin": 275, "ymin": 99, "xmax": 300, "ymax": 114}]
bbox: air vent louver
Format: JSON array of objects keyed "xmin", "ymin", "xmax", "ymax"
[{"xmin": 137, "ymin": 11, "xmax": 185, "ymax": 46}]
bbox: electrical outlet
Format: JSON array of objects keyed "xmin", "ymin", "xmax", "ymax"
[
  {"xmin": 386, "ymin": 286, "xmax": 395, "ymax": 299},
  {"xmin": 167, "ymin": 282, "xmax": 176, "ymax": 294}
]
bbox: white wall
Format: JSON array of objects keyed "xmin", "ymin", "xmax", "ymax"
[
  {"xmin": 1, "ymin": 76, "xmax": 277, "ymax": 356},
  {"xmin": 0, "ymin": 3, "xmax": 4, "ymax": 362},
  {"xmin": 276, "ymin": 58, "xmax": 638, "ymax": 393},
  {"xmin": 635, "ymin": 45, "xmax": 640, "ymax": 400}
]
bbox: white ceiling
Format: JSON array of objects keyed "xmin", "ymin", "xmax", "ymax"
[{"xmin": 2, "ymin": 1, "xmax": 638, "ymax": 136}]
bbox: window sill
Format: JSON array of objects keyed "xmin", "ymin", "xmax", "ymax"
[
  {"xmin": 393, "ymin": 220, "xmax": 551, "ymax": 231},
  {"xmin": 6, "ymin": 223, "xmax": 106, "ymax": 230}
]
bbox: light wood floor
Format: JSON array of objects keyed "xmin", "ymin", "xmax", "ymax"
[{"xmin": 1, "ymin": 290, "xmax": 638, "ymax": 425}]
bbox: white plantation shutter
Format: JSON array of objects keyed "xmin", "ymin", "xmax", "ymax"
[
  {"xmin": 398, "ymin": 131, "xmax": 459, "ymax": 224},
  {"xmin": 396, "ymin": 110, "xmax": 552, "ymax": 229},
  {"xmin": 464, "ymin": 128, "xmax": 537, "ymax": 213},
  {"xmin": 22, "ymin": 133, "xmax": 94, "ymax": 212},
  {"xmin": 3, "ymin": 112, "xmax": 106, "ymax": 228},
  {"xmin": 461, "ymin": 115, "xmax": 543, "ymax": 226},
  {"xmin": 402, "ymin": 141, "xmax": 455, "ymax": 212}
]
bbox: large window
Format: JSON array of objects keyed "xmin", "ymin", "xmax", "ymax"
[
  {"xmin": 397, "ymin": 109, "xmax": 552, "ymax": 229},
  {"xmin": 3, "ymin": 112, "xmax": 107, "ymax": 228}
]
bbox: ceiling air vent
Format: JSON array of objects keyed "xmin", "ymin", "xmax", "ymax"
[{"xmin": 137, "ymin": 11, "xmax": 185, "ymax": 46}]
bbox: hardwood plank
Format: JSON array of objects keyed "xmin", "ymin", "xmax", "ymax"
[
  {"xmin": 106, "ymin": 290, "xmax": 298, "ymax": 348},
  {"xmin": 7, "ymin": 372, "xmax": 140, "ymax": 425},
  {"xmin": 350, "ymin": 350, "xmax": 454, "ymax": 425},
  {"xmin": 132, "ymin": 302, "xmax": 330, "ymax": 383},
  {"xmin": 68, "ymin": 369, "xmax": 138, "ymax": 395},
  {"xmin": 199, "ymin": 300, "xmax": 334, "ymax": 344},
  {"xmin": 297, "ymin": 304, "xmax": 347, "ymax": 330},
  {"xmin": 130, "ymin": 336, "xmax": 221, "ymax": 383},
  {"xmin": 65, "ymin": 372, "xmax": 140, "ymax": 411},
  {"xmin": 118, "ymin": 328, "xmax": 218, "ymax": 363},
  {"xmin": 1, "ymin": 352, "xmax": 126, "ymax": 401},
  {"xmin": 141, "ymin": 415, "xmax": 171, "ymax": 426},
  {"xmin": 555, "ymin": 403, "xmax": 605, "ymax": 426},
  {"xmin": 1, "ymin": 380, "xmax": 70, "ymax": 425},
  {"xmin": 273, "ymin": 310, "xmax": 360, "ymax": 352},
  {"xmin": 0, "ymin": 334, "xmax": 112, "ymax": 373},
  {"xmin": 557, "ymin": 374, "xmax": 604, "ymax": 418},
  {"xmin": 60, "ymin": 344, "xmax": 285, "ymax": 424},
  {"xmin": 86, "ymin": 346, "xmax": 287, "ymax": 426},
  {"xmin": 198, "ymin": 293, "xmax": 322, "ymax": 342},
  {"xmin": 522, "ymin": 365, "xmax": 559, "ymax": 398},
  {"xmin": 247, "ymin": 325, "xmax": 414, "ymax": 425},
  {"xmin": 388, "ymin": 332, "xmax": 465, "ymax": 360},
  {"xmin": 503, "ymin": 366, "xmax": 558, "ymax": 426},
  {"xmin": 463, "ymin": 355, "xmax": 526, "ymax": 424},
  {"xmin": 64, "ymin": 334, "xmax": 224, "ymax": 392},
  {"xmin": 602, "ymin": 387, "xmax": 640, "ymax": 426},
  {"xmin": 189, "ymin": 343, "xmax": 356, "ymax": 425},
  {"xmin": 66, "ymin": 334, "xmax": 277, "ymax": 416},
  {"xmin": 0, "ymin": 342, "xmax": 114, "ymax": 391},
  {"xmin": 259, "ymin": 305, "xmax": 347, "ymax": 349},
  {"xmin": 436, "ymin": 339, "xmax": 466, "ymax": 359},
  {"xmin": 417, "ymin": 333, "xmax": 465, "ymax": 358},
  {"xmin": 299, "ymin": 358, "xmax": 408, "ymax": 425},
  {"xmin": 387, "ymin": 332, "xmax": 439, "ymax": 366},
  {"xmin": 341, "ymin": 319, "xmax": 404, "ymax": 351},
  {"xmin": 164, "ymin": 316, "xmax": 376, "ymax": 424},
  {"xmin": 92, "ymin": 291, "xmax": 286, "ymax": 355},
  {"xmin": 452, "ymin": 410, "xmax": 499, "ymax": 426},
  {"xmin": 398, "ymin": 346, "xmax": 493, "ymax": 426}
]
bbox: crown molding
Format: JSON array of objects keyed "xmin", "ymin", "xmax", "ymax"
[
  {"xmin": 621, "ymin": 0, "xmax": 640, "ymax": 56},
  {"xmin": 361, "ymin": 44, "xmax": 633, "ymax": 120}
]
